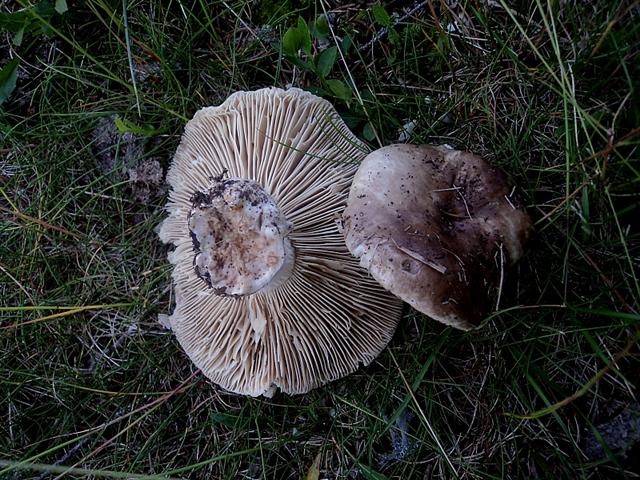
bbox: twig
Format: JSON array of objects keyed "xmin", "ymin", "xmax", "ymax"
[{"xmin": 0, "ymin": 304, "xmax": 133, "ymax": 331}]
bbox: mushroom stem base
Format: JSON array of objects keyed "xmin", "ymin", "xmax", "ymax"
[{"xmin": 188, "ymin": 178, "xmax": 294, "ymax": 296}]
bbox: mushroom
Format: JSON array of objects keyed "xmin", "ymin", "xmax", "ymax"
[
  {"xmin": 158, "ymin": 88, "xmax": 402, "ymax": 396},
  {"xmin": 342, "ymin": 144, "xmax": 533, "ymax": 331}
]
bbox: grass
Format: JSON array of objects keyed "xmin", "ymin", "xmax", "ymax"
[{"xmin": 1, "ymin": 0, "xmax": 639, "ymax": 478}]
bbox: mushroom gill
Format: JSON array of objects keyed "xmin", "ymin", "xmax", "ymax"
[{"xmin": 158, "ymin": 88, "xmax": 403, "ymax": 396}]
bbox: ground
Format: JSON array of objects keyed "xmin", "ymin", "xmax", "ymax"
[{"xmin": 1, "ymin": 1, "xmax": 639, "ymax": 479}]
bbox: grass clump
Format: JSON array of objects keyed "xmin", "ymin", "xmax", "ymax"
[{"xmin": 1, "ymin": 1, "xmax": 639, "ymax": 478}]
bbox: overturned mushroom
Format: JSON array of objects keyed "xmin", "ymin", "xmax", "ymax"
[
  {"xmin": 343, "ymin": 144, "xmax": 533, "ymax": 331},
  {"xmin": 158, "ymin": 88, "xmax": 402, "ymax": 396}
]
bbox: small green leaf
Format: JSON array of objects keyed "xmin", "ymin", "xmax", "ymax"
[
  {"xmin": 210, "ymin": 412, "xmax": 249, "ymax": 429},
  {"xmin": 389, "ymin": 28, "xmax": 400, "ymax": 45},
  {"xmin": 305, "ymin": 452, "xmax": 321, "ymax": 480},
  {"xmin": 282, "ymin": 18, "xmax": 313, "ymax": 58},
  {"xmin": 0, "ymin": 10, "xmax": 29, "ymax": 33},
  {"xmin": 0, "ymin": 1, "xmax": 56, "ymax": 38},
  {"xmin": 326, "ymin": 79, "xmax": 352, "ymax": 103},
  {"xmin": 358, "ymin": 463, "xmax": 389, "ymax": 480},
  {"xmin": 340, "ymin": 113, "xmax": 360, "ymax": 129},
  {"xmin": 305, "ymin": 85, "xmax": 326, "ymax": 97},
  {"xmin": 299, "ymin": 60, "xmax": 314, "ymax": 71},
  {"xmin": 0, "ymin": 58, "xmax": 20, "ymax": 106},
  {"xmin": 361, "ymin": 89, "xmax": 375, "ymax": 102},
  {"xmin": 297, "ymin": 16, "xmax": 307, "ymax": 32},
  {"xmin": 34, "ymin": 0, "xmax": 57, "ymax": 18},
  {"xmin": 283, "ymin": 26, "xmax": 304, "ymax": 55},
  {"xmin": 316, "ymin": 46, "xmax": 337, "ymax": 78},
  {"xmin": 114, "ymin": 116, "xmax": 158, "ymax": 136},
  {"xmin": 288, "ymin": 55, "xmax": 313, "ymax": 72},
  {"xmin": 363, "ymin": 122, "xmax": 376, "ymax": 141},
  {"xmin": 297, "ymin": 17, "xmax": 312, "ymax": 54},
  {"xmin": 372, "ymin": 4, "xmax": 391, "ymax": 27},
  {"xmin": 310, "ymin": 15, "xmax": 329, "ymax": 39},
  {"xmin": 341, "ymin": 34, "xmax": 353, "ymax": 53},
  {"xmin": 55, "ymin": 0, "xmax": 68, "ymax": 14},
  {"xmin": 13, "ymin": 26, "xmax": 25, "ymax": 46}
]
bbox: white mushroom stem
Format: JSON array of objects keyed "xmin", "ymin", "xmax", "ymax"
[{"xmin": 188, "ymin": 178, "xmax": 294, "ymax": 296}]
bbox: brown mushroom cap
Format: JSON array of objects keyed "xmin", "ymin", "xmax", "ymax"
[
  {"xmin": 158, "ymin": 88, "xmax": 402, "ymax": 396},
  {"xmin": 343, "ymin": 144, "xmax": 533, "ymax": 330}
]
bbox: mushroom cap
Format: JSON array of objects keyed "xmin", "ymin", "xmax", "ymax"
[
  {"xmin": 158, "ymin": 88, "xmax": 403, "ymax": 396},
  {"xmin": 343, "ymin": 144, "xmax": 533, "ymax": 331}
]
